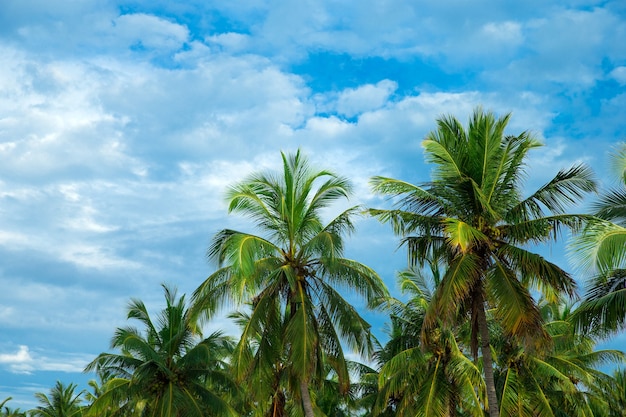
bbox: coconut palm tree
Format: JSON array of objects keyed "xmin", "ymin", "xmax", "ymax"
[
  {"xmin": 494, "ymin": 301, "xmax": 624, "ymax": 417},
  {"xmin": 85, "ymin": 284, "xmax": 238, "ymax": 417},
  {"xmin": 370, "ymin": 107, "xmax": 596, "ymax": 417},
  {"xmin": 571, "ymin": 143, "xmax": 626, "ymax": 335},
  {"xmin": 192, "ymin": 150, "xmax": 389, "ymax": 417},
  {"xmin": 31, "ymin": 381, "xmax": 85, "ymax": 417},
  {"xmin": 372, "ymin": 266, "xmax": 484, "ymax": 417}
]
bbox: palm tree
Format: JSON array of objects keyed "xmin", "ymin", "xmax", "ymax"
[
  {"xmin": 370, "ymin": 107, "xmax": 595, "ymax": 417},
  {"xmin": 227, "ymin": 307, "xmax": 292, "ymax": 417},
  {"xmin": 494, "ymin": 301, "xmax": 624, "ymax": 417},
  {"xmin": 372, "ymin": 266, "xmax": 484, "ymax": 417},
  {"xmin": 0, "ymin": 397, "xmax": 28, "ymax": 417},
  {"xmin": 571, "ymin": 142, "xmax": 626, "ymax": 335},
  {"xmin": 85, "ymin": 284, "xmax": 237, "ymax": 417},
  {"xmin": 192, "ymin": 150, "xmax": 389, "ymax": 417},
  {"xmin": 31, "ymin": 381, "xmax": 85, "ymax": 417}
]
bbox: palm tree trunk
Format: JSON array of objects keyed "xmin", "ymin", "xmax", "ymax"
[
  {"xmin": 300, "ymin": 378, "xmax": 315, "ymax": 417},
  {"xmin": 476, "ymin": 297, "xmax": 500, "ymax": 417}
]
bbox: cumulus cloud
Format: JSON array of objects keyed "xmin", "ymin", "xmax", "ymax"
[
  {"xmin": 112, "ymin": 13, "xmax": 189, "ymax": 50},
  {"xmin": 0, "ymin": 345, "xmax": 91, "ymax": 374},
  {"xmin": 610, "ymin": 66, "xmax": 626, "ymax": 85},
  {"xmin": 335, "ymin": 80, "xmax": 398, "ymax": 118},
  {"xmin": 485, "ymin": 7, "xmax": 626, "ymax": 89}
]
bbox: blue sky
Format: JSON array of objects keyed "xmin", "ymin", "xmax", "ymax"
[{"xmin": 1, "ymin": 0, "xmax": 625, "ymax": 409}]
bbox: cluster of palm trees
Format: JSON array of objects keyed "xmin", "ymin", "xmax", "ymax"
[{"xmin": 3, "ymin": 108, "xmax": 626, "ymax": 416}]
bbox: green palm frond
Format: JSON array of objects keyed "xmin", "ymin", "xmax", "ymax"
[
  {"xmin": 518, "ymin": 164, "xmax": 596, "ymax": 216},
  {"xmin": 85, "ymin": 285, "xmax": 237, "ymax": 417},
  {"xmin": 571, "ymin": 270, "xmax": 626, "ymax": 334},
  {"xmin": 315, "ymin": 279, "xmax": 373, "ymax": 356},
  {"xmin": 497, "ymin": 244, "xmax": 576, "ymax": 300},
  {"xmin": 442, "ymin": 218, "xmax": 487, "ymax": 252},
  {"xmin": 488, "ymin": 260, "xmax": 545, "ymax": 339},
  {"xmin": 285, "ymin": 285, "xmax": 318, "ymax": 381},
  {"xmin": 572, "ymin": 220, "xmax": 626, "ymax": 273},
  {"xmin": 425, "ymin": 252, "xmax": 480, "ymax": 330},
  {"xmin": 610, "ymin": 142, "xmax": 626, "ymax": 183},
  {"xmin": 369, "ymin": 177, "xmax": 445, "ymax": 218},
  {"xmin": 593, "ymin": 187, "xmax": 626, "ymax": 221}
]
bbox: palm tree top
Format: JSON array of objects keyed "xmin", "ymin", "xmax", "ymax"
[{"xmin": 222, "ymin": 149, "xmax": 353, "ymax": 254}]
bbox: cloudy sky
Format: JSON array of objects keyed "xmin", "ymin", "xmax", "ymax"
[{"xmin": 1, "ymin": 0, "xmax": 625, "ymax": 408}]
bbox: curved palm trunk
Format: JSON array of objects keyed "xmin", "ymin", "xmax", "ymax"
[
  {"xmin": 476, "ymin": 298, "xmax": 500, "ymax": 417},
  {"xmin": 300, "ymin": 379, "xmax": 315, "ymax": 417}
]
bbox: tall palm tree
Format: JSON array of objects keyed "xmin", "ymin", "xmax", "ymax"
[
  {"xmin": 571, "ymin": 142, "xmax": 626, "ymax": 335},
  {"xmin": 192, "ymin": 150, "xmax": 389, "ymax": 417},
  {"xmin": 85, "ymin": 284, "xmax": 237, "ymax": 417},
  {"xmin": 370, "ymin": 108, "xmax": 595, "ymax": 417},
  {"xmin": 31, "ymin": 381, "xmax": 85, "ymax": 417}
]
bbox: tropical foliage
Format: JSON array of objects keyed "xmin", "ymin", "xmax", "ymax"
[
  {"xmin": 372, "ymin": 266, "xmax": 484, "ymax": 417},
  {"xmin": 31, "ymin": 381, "xmax": 84, "ymax": 417},
  {"xmin": 191, "ymin": 150, "xmax": 389, "ymax": 417},
  {"xmin": 84, "ymin": 284, "xmax": 238, "ymax": 417},
  {"xmin": 369, "ymin": 107, "xmax": 596, "ymax": 417},
  {"xmin": 572, "ymin": 143, "xmax": 626, "ymax": 335},
  {"xmin": 10, "ymin": 118, "xmax": 626, "ymax": 417}
]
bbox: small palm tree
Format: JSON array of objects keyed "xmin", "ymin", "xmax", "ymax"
[
  {"xmin": 372, "ymin": 266, "xmax": 484, "ymax": 417},
  {"xmin": 0, "ymin": 397, "xmax": 28, "ymax": 417},
  {"xmin": 85, "ymin": 284, "xmax": 237, "ymax": 417},
  {"xmin": 192, "ymin": 150, "xmax": 389, "ymax": 417},
  {"xmin": 31, "ymin": 381, "xmax": 85, "ymax": 417},
  {"xmin": 370, "ymin": 107, "xmax": 596, "ymax": 417}
]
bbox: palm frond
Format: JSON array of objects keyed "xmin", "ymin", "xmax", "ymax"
[
  {"xmin": 487, "ymin": 260, "xmax": 546, "ymax": 340},
  {"xmin": 571, "ymin": 270, "xmax": 626, "ymax": 334},
  {"xmin": 512, "ymin": 164, "xmax": 596, "ymax": 217},
  {"xmin": 571, "ymin": 219, "xmax": 626, "ymax": 273}
]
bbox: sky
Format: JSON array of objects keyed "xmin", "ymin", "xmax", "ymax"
[{"xmin": 0, "ymin": 0, "xmax": 625, "ymax": 409}]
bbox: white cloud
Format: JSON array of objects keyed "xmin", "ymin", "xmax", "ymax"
[
  {"xmin": 0, "ymin": 345, "xmax": 91, "ymax": 374},
  {"xmin": 481, "ymin": 21, "xmax": 523, "ymax": 45},
  {"xmin": 336, "ymin": 80, "xmax": 397, "ymax": 118},
  {"xmin": 610, "ymin": 66, "xmax": 626, "ymax": 85},
  {"xmin": 304, "ymin": 116, "xmax": 352, "ymax": 137},
  {"xmin": 0, "ymin": 345, "xmax": 31, "ymax": 367},
  {"xmin": 485, "ymin": 7, "xmax": 625, "ymax": 89},
  {"xmin": 206, "ymin": 32, "xmax": 251, "ymax": 53},
  {"xmin": 112, "ymin": 13, "xmax": 189, "ymax": 50}
]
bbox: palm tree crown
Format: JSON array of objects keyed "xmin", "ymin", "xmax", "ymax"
[
  {"xmin": 370, "ymin": 107, "xmax": 596, "ymax": 417},
  {"xmin": 192, "ymin": 150, "xmax": 389, "ymax": 417},
  {"xmin": 85, "ymin": 284, "xmax": 237, "ymax": 417},
  {"xmin": 31, "ymin": 381, "xmax": 84, "ymax": 417}
]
